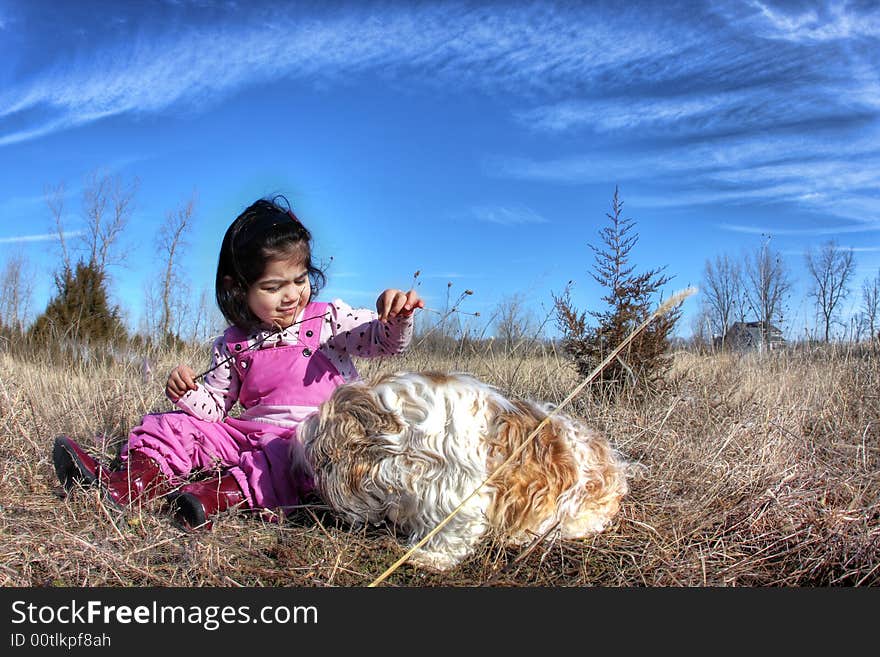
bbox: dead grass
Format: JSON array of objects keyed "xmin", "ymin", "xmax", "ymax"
[{"xmin": 1, "ymin": 340, "xmax": 877, "ymax": 586}]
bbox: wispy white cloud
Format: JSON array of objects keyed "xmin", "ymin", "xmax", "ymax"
[
  {"xmin": 476, "ymin": 2, "xmax": 880, "ymax": 238},
  {"xmin": 469, "ymin": 204, "xmax": 548, "ymax": 226},
  {"xmin": 487, "ymin": 154, "xmax": 601, "ymax": 184},
  {"xmin": 515, "ymin": 84, "xmax": 876, "ymax": 137},
  {"xmin": 0, "ymin": 111, "xmax": 114, "ymax": 148},
  {"xmin": 492, "ymin": 126, "xmax": 880, "ymax": 181},
  {"xmin": 510, "ymin": 2, "xmax": 880, "ymax": 145},
  {"xmin": 742, "ymin": 0, "xmax": 880, "ymax": 42},
  {"xmin": 0, "ymin": 230, "xmax": 84, "ymax": 244},
  {"xmin": 516, "ymin": 95, "xmax": 733, "ymax": 134},
  {"xmin": 707, "ymin": 158, "xmax": 880, "ymax": 189},
  {"xmin": 489, "ymin": 121, "xmax": 880, "ymax": 225},
  {"xmin": 4, "ymin": 1, "xmax": 878, "ymax": 247},
  {"xmin": 782, "ymin": 245, "xmax": 880, "ymax": 258},
  {"xmin": 724, "ymin": 222, "xmax": 880, "ymax": 237},
  {"xmin": 0, "ymin": 4, "xmax": 686, "ymax": 147}
]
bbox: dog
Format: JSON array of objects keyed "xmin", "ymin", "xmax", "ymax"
[{"xmin": 292, "ymin": 371, "xmax": 632, "ymax": 571}]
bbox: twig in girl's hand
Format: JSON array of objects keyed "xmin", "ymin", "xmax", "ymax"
[
  {"xmin": 421, "ymin": 307, "xmax": 480, "ymax": 317},
  {"xmin": 413, "ymin": 288, "xmax": 478, "ymax": 350}
]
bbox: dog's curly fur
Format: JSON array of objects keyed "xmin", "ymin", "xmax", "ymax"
[{"xmin": 292, "ymin": 371, "xmax": 632, "ymax": 571}]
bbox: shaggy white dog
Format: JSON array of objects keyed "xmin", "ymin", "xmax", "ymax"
[{"xmin": 292, "ymin": 371, "xmax": 631, "ymax": 571}]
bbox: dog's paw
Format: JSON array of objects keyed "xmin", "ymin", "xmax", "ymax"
[{"xmin": 407, "ymin": 547, "xmax": 462, "ymax": 572}]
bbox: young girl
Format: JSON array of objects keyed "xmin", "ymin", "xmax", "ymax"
[{"xmin": 53, "ymin": 196, "xmax": 423, "ymax": 529}]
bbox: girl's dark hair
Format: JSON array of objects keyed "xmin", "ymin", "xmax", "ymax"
[{"xmin": 215, "ymin": 196, "xmax": 326, "ymax": 330}]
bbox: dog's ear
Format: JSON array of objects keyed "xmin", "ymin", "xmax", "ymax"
[
  {"xmin": 304, "ymin": 385, "xmax": 403, "ymax": 476},
  {"xmin": 332, "ymin": 384, "xmax": 403, "ymax": 440}
]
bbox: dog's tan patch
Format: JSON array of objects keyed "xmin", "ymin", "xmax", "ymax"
[
  {"xmin": 485, "ymin": 401, "xmax": 579, "ymax": 535},
  {"xmin": 421, "ymin": 371, "xmax": 455, "ymax": 385}
]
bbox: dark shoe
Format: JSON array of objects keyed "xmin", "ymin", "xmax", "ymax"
[
  {"xmin": 53, "ymin": 436, "xmax": 104, "ymax": 490},
  {"xmin": 166, "ymin": 473, "xmax": 247, "ymax": 530},
  {"xmin": 101, "ymin": 451, "xmax": 174, "ymax": 507}
]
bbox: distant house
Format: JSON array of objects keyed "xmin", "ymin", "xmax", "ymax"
[{"xmin": 720, "ymin": 321, "xmax": 786, "ymax": 351}]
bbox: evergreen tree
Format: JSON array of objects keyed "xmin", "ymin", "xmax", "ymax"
[
  {"xmin": 554, "ymin": 187, "xmax": 680, "ymax": 393},
  {"xmin": 29, "ymin": 260, "xmax": 127, "ymax": 344}
]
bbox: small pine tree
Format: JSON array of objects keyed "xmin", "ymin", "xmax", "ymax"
[
  {"xmin": 30, "ymin": 260, "xmax": 127, "ymax": 345},
  {"xmin": 554, "ymin": 187, "xmax": 680, "ymax": 394}
]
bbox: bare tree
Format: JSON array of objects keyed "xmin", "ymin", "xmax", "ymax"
[
  {"xmin": 0, "ymin": 253, "xmax": 35, "ymax": 332},
  {"xmin": 155, "ymin": 194, "xmax": 196, "ymax": 340},
  {"xmin": 35, "ymin": 172, "xmax": 138, "ymax": 344},
  {"xmin": 81, "ymin": 170, "xmax": 139, "ymax": 273},
  {"xmin": 862, "ymin": 270, "xmax": 880, "ymax": 343},
  {"xmin": 689, "ymin": 305, "xmax": 714, "ymax": 352},
  {"xmin": 805, "ymin": 240, "xmax": 855, "ymax": 342},
  {"xmin": 702, "ymin": 253, "xmax": 742, "ymax": 345},
  {"xmin": 47, "ymin": 171, "xmax": 138, "ymax": 276},
  {"xmin": 45, "ymin": 182, "xmax": 71, "ymax": 273},
  {"xmin": 139, "ymin": 284, "xmax": 160, "ymax": 337},
  {"xmin": 494, "ymin": 293, "xmax": 538, "ymax": 354},
  {"xmin": 187, "ymin": 287, "xmax": 226, "ymax": 343},
  {"xmin": 743, "ymin": 235, "xmax": 791, "ymax": 349}
]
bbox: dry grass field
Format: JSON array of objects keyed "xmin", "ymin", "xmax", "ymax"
[{"xmin": 1, "ymin": 337, "xmax": 877, "ymax": 587}]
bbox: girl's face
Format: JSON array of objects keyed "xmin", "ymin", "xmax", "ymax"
[{"xmin": 246, "ymin": 255, "xmax": 311, "ymax": 329}]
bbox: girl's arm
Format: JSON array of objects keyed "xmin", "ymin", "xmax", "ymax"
[
  {"xmin": 168, "ymin": 336, "xmax": 240, "ymax": 421},
  {"xmin": 324, "ymin": 296, "xmax": 417, "ymax": 358}
]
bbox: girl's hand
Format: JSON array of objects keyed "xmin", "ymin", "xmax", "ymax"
[
  {"xmin": 376, "ymin": 288, "xmax": 425, "ymax": 322},
  {"xmin": 166, "ymin": 364, "xmax": 198, "ymax": 401}
]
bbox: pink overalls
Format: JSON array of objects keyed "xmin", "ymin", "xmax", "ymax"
[{"xmin": 123, "ymin": 302, "xmax": 345, "ymax": 515}]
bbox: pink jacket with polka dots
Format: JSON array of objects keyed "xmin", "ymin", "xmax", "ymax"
[{"xmin": 174, "ymin": 298, "xmax": 413, "ymax": 427}]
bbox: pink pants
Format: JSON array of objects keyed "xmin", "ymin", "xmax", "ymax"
[{"xmin": 124, "ymin": 412, "xmax": 309, "ymax": 513}]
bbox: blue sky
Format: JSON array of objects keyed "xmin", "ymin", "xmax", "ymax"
[{"xmin": 1, "ymin": 0, "xmax": 878, "ymax": 340}]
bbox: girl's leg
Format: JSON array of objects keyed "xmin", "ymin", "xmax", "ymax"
[
  {"xmin": 166, "ymin": 471, "xmax": 248, "ymax": 530},
  {"xmin": 53, "ymin": 436, "xmax": 102, "ymax": 490},
  {"xmin": 124, "ymin": 411, "xmax": 247, "ymax": 481},
  {"xmin": 168, "ymin": 425, "xmax": 306, "ymax": 529},
  {"xmin": 232, "ymin": 429, "xmax": 306, "ymax": 515},
  {"xmin": 51, "ymin": 433, "xmax": 174, "ymax": 507},
  {"xmin": 89, "ymin": 412, "xmax": 247, "ymax": 507}
]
